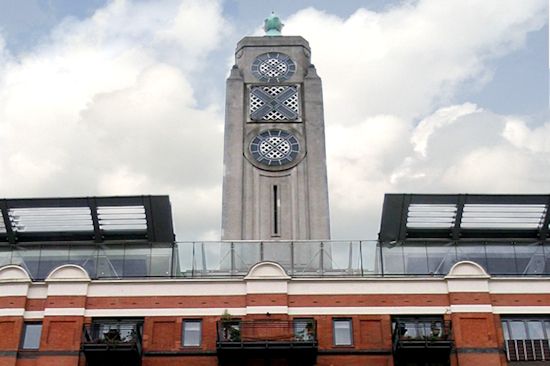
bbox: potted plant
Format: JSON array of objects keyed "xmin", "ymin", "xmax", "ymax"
[{"xmin": 220, "ymin": 310, "xmax": 241, "ymax": 342}]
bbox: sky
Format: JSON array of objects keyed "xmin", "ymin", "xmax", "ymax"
[{"xmin": 0, "ymin": 0, "xmax": 548, "ymax": 241}]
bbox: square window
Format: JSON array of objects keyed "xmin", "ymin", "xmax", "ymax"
[
  {"xmin": 294, "ymin": 318, "xmax": 314, "ymax": 341},
  {"xmin": 21, "ymin": 323, "xmax": 42, "ymax": 350},
  {"xmin": 333, "ymin": 319, "xmax": 352, "ymax": 346},
  {"xmin": 183, "ymin": 320, "xmax": 201, "ymax": 347}
]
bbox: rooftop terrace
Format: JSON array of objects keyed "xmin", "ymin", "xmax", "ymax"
[{"xmin": 1, "ymin": 194, "xmax": 549, "ymax": 280}]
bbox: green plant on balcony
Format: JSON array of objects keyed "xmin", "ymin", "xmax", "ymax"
[
  {"xmin": 220, "ymin": 310, "xmax": 241, "ymax": 342},
  {"xmin": 103, "ymin": 329, "xmax": 122, "ymax": 344}
]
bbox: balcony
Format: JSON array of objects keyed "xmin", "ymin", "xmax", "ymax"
[
  {"xmin": 505, "ymin": 339, "xmax": 550, "ymax": 362},
  {"xmin": 217, "ymin": 319, "xmax": 317, "ymax": 364},
  {"xmin": 81, "ymin": 322, "xmax": 143, "ymax": 366},
  {"xmin": 392, "ymin": 319, "xmax": 452, "ymax": 365}
]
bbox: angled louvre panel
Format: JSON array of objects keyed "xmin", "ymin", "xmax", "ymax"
[
  {"xmin": 9, "ymin": 207, "xmax": 93, "ymax": 232},
  {"xmin": 97, "ymin": 206, "xmax": 147, "ymax": 231},
  {"xmin": 0, "ymin": 211, "xmax": 5, "ymax": 234},
  {"xmin": 461, "ymin": 204, "xmax": 546, "ymax": 229},
  {"xmin": 406, "ymin": 204, "xmax": 457, "ymax": 229}
]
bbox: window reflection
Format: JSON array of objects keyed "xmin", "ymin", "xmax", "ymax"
[
  {"xmin": 426, "ymin": 244, "xmax": 456, "ymax": 275},
  {"xmin": 294, "ymin": 319, "xmax": 314, "ymax": 341},
  {"xmin": 515, "ymin": 244, "xmax": 544, "ymax": 275},
  {"xmin": 12, "ymin": 246, "xmax": 40, "ymax": 279},
  {"xmin": 486, "ymin": 245, "xmax": 516, "ymax": 274},
  {"xmin": 97, "ymin": 245, "xmax": 124, "ymax": 278},
  {"xmin": 21, "ymin": 323, "xmax": 42, "ymax": 349},
  {"xmin": 502, "ymin": 318, "xmax": 550, "ymax": 340},
  {"xmin": 150, "ymin": 244, "xmax": 172, "ymax": 276},
  {"xmin": 36, "ymin": 247, "xmax": 69, "ymax": 279},
  {"xmin": 123, "ymin": 244, "xmax": 150, "ymax": 277},
  {"xmin": 382, "ymin": 245, "xmax": 405, "ymax": 274},
  {"xmin": 69, "ymin": 246, "xmax": 98, "ymax": 278},
  {"xmin": 0, "ymin": 248, "xmax": 11, "ymax": 267},
  {"xmin": 456, "ymin": 244, "xmax": 487, "ymax": 270},
  {"xmin": 403, "ymin": 245, "xmax": 428, "ymax": 274}
]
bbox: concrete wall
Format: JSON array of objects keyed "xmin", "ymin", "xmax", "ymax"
[{"xmin": 221, "ymin": 36, "xmax": 330, "ymax": 240}]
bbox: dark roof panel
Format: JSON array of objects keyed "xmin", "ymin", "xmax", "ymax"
[
  {"xmin": 0, "ymin": 195, "xmax": 174, "ymax": 244},
  {"xmin": 379, "ymin": 194, "xmax": 550, "ymax": 242}
]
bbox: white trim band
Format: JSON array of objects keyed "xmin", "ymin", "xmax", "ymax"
[{"xmin": 3, "ymin": 305, "xmax": 550, "ymax": 319}]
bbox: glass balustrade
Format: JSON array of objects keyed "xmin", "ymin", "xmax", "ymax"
[{"xmin": 1, "ymin": 240, "xmax": 550, "ymax": 280}]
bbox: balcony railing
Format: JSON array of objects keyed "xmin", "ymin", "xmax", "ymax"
[
  {"xmin": 3, "ymin": 240, "xmax": 550, "ymax": 280},
  {"xmin": 81, "ymin": 323, "xmax": 143, "ymax": 366},
  {"xmin": 392, "ymin": 320, "xmax": 453, "ymax": 352},
  {"xmin": 217, "ymin": 319, "xmax": 317, "ymax": 348},
  {"xmin": 505, "ymin": 339, "xmax": 550, "ymax": 361}
]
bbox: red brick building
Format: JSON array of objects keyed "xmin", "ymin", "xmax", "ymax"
[{"xmin": 1, "ymin": 194, "xmax": 549, "ymax": 366}]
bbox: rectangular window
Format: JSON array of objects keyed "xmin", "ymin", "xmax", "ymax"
[
  {"xmin": 501, "ymin": 317, "xmax": 550, "ymax": 362},
  {"xmin": 502, "ymin": 318, "xmax": 550, "ymax": 340},
  {"xmin": 333, "ymin": 319, "xmax": 352, "ymax": 346},
  {"xmin": 21, "ymin": 323, "xmax": 42, "ymax": 350},
  {"xmin": 183, "ymin": 320, "xmax": 202, "ymax": 347}
]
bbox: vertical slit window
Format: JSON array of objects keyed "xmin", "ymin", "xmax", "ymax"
[{"xmin": 272, "ymin": 185, "xmax": 280, "ymax": 236}]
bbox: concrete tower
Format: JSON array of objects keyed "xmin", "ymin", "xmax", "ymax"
[{"xmin": 221, "ymin": 17, "xmax": 330, "ymax": 240}]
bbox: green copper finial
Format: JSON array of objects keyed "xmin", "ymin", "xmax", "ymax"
[{"xmin": 264, "ymin": 11, "xmax": 283, "ymax": 36}]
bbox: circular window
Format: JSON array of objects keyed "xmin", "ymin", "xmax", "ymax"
[
  {"xmin": 249, "ymin": 130, "xmax": 300, "ymax": 166},
  {"xmin": 251, "ymin": 53, "xmax": 296, "ymax": 82}
]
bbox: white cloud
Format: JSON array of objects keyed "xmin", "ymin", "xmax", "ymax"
[
  {"xmin": 0, "ymin": 0, "xmax": 547, "ymax": 241},
  {"xmin": 0, "ymin": 0, "xmax": 226, "ymax": 239},
  {"xmin": 284, "ymin": 0, "xmax": 548, "ymax": 238},
  {"xmin": 285, "ymin": 0, "xmax": 547, "ymax": 122},
  {"xmin": 327, "ymin": 104, "xmax": 550, "ymax": 238}
]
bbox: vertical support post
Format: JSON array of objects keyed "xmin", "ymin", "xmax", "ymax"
[
  {"xmin": 230, "ymin": 242, "xmax": 235, "ymax": 274},
  {"xmin": 452, "ymin": 195, "xmax": 466, "ymax": 240},
  {"xmin": 320, "ymin": 241, "xmax": 324, "ymax": 274},
  {"xmin": 0, "ymin": 200, "xmax": 16, "ymax": 244}
]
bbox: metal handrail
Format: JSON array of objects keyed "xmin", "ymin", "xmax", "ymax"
[
  {"xmin": 3, "ymin": 239, "xmax": 550, "ymax": 280},
  {"xmin": 82, "ymin": 323, "xmax": 143, "ymax": 352},
  {"xmin": 217, "ymin": 319, "xmax": 317, "ymax": 344},
  {"xmin": 505, "ymin": 339, "xmax": 550, "ymax": 361},
  {"xmin": 392, "ymin": 320, "xmax": 452, "ymax": 351}
]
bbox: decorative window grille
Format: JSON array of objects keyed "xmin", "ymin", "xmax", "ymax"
[
  {"xmin": 249, "ymin": 85, "xmax": 300, "ymax": 121},
  {"xmin": 260, "ymin": 58, "xmax": 288, "ymax": 77}
]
